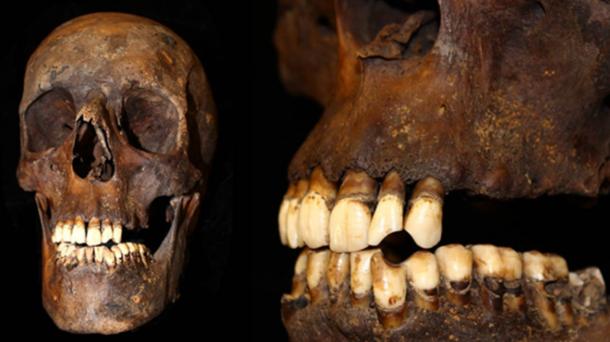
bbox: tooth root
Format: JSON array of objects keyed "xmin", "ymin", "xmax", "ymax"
[
  {"xmin": 371, "ymin": 251, "xmax": 408, "ymax": 329},
  {"xmin": 72, "ymin": 217, "xmax": 86, "ymax": 244},
  {"xmin": 287, "ymin": 249, "xmax": 309, "ymax": 299},
  {"xmin": 286, "ymin": 180, "xmax": 308, "ymax": 249},
  {"xmin": 85, "ymin": 247, "xmax": 94, "ymax": 263},
  {"xmin": 101, "ymin": 219, "xmax": 113, "ymax": 243},
  {"xmin": 87, "ymin": 218, "xmax": 102, "ymax": 246},
  {"xmin": 369, "ymin": 171, "xmax": 405, "ymax": 246},
  {"xmin": 570, "ymin": 267, "xmax": 607, "ymax": 318},
  {"xmin": 329, "ymin": 171, "xmax": 375, "ymax": 252},
  {"xmin": 326, "ymin": 252, "xmax": 350, "ymax": 302},
  {"xmin": 405, "ymin": 251, "xmax": 440, "ymax": 311},
  {"xmin": 112, "ymin": 222, "xmax": 122, "ymax": 244},
  {"xmin": 403, "ymin": 177, "xmax": 443, "ymax": 249},
  {"xmin": 111, "ymin": 245, "xmax": 122, "ymax": 264},
  {"xmin": 94, "ymin": 246, "xmax": 104, "ymax": 263},
  {"xmin": 299, "ymin": 167, "xmax": 336, "ymax": 249},
  {"xmin": 306, "ymin": 249, "xmax": 330, "ymax": 302},
  {"xmin": 435, "ymin": 244, "xmax": 472, "ymax": 305},
  {"xmin": 62, "ymin": 220, "xmax": 73, "ymax": 243},
  {"xmin": 350, "ymin": 249, "xmax": 378, "ymax": 306},
  {"xmin": 278, "ymin": 185, "xmax": 293, "ymax": 246},
  {"xmin": 102, "ymin": 246, "xmax": 115, "ymax": 267}
]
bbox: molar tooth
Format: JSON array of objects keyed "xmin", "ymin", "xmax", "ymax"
[
  {"xmin": 72, "ymin": 217, "xmax": 86, "ymax": 244},
  {"xmin": 52, "ymin": 221, "xmax": 63, "ymax": 243},
  {"xmin": 86, "ymin": 217, "xmax": 101, "ymax": 246},
  {"xmin": 94, "ymin": 246, "xmax": 104, "ymax": 263},
  {"xmin": 435, "ymin": 244, "xmax": 472, "ymax": 305},
  {"xmin": 329, "ymin": 171, "xmax": 376, "ymax": 252},
  {"xmin": 286, "ymin": 180, "xmax": 309, "ymax": 249},
  {"xmin": 111, "ymin": 245, "xmax": 122, "ymax": 264},
  {"xmin": 101, "ymin": 219, "xmax": 113, "ymax": 243},
  {"xmin": 405, "ymin": 251, "xmax": 440, "ymax": 311},
  {"xmin": 369, "ymin": 171, "xmax": 405, "ymax": 246},
  {"xmin": 403, "ymin": 177, "xmax": 443, "ymax": 249},
  {"xmin": 326, "ymin": 252, "xmax": 349, "ymax": 302},
  {"xmin": 306, "ymin": 249, "xmax": 330, "ymax": 302},
  {"xmin": 371, "ymin": 251, "xmax": 408, "ymax": 328},
  {"xmin": 524, "ymin": 251, "xmax": 568, "ymax": 281},
  {"xmin": 350, "ymin": 249, "xmax": 378, "ymax": 306},
  {"xmin": 570, "ymin": 267, "xmax": 606, "ymax": 315},
  {"xmin": 85, "ymin": 247, "xmax": 94, "ymax": 263},
  {"xmin": 298, "ymin": 167, "xmax": 336, "ymax": 249},
  {"xmin": 62, "ymin": 220, "xmax": 73, "ymax": 243},
  {"xmin": 103, "ymin": 247, "xmax": 115, "ymax": 267},
  {"xmin": 112, "ymin": 222, "xmax": 122, "ymax": 244}
]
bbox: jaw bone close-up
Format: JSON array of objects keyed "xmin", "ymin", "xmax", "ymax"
[
  {"xmin": 275, "ymin": 0, "xmax": 610, "ymax": 340},
  {"xmin": 17, "ymin": 13, "xmax": 216, "ymax": 334}
]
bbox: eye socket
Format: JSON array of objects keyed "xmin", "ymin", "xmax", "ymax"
[
  {"xmin": 121, "ymin": 89, "xmax": 179, "ymax": 154},
  {"xmin": 25, "ymin": 89, "xmax": 75, "ymax": 152}
]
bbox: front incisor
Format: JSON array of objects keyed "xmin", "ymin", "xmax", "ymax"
[
  {"xmin": 298, "ymin": 167, "xmax": 336, "ymax": 249},
  {"xmin": 404, "ymin": 177, "xmax": 443, "ymax": 249},
  {"xmin": 369, "ymin": 171, "xmax": 405, "ymax": 246},
  {"xmin": 286, "ymin": 180, "xmax": 309, "ymax": 249}
]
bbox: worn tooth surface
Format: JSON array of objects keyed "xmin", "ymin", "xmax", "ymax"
[
  {"xmin": 369, "ymin": 171, "xmax": 405, "ymax": 246},
  {"xmin": 405, "ymin": 251, "xmax": 440, "ymax": 311},
  {"xmin": 286, "ymin": 180, "xmax": 309, "ymax": 249},
  {"xmin": 101, "ymin": 219, "xmax": 113, "ymax": 244},
  {"xmin": 72, "ymin": 216, "xmax": 86, "ymax": 244},
  {"xmin": 403, "ymin": 177, "xmax": 443, "ymax": 249},
  {"xmin": 350, "ymin": 249, "xmax": 378, "ymax": 306},
  {"xmin": 103, "ymin": 246, "xmax": 115, "ymax": 267},
  {"xmin": 371, "ymin": 251, "xmax": 408, "ymax": 328},
  {"xmin": 472, "ymin": 245, "xmax": 507, "ymax": 311},
  {"xmin": 278, "ymin": 184, "xmax": 293, "ymax": 246},
  {"xmin": 94, "ymin": 246, "xmax": 104, "ymax": 263},
  {"xmin": 524, "ymin": 251, "xmax": 568, "ymax": 281},
  {"xmin": 118, "ymin": 243, "xmax": 129, "ymax": 256},
  {"xmin": 62, "ymin": 219, "xmax": 73, "ymax": 243},
  {"xmin": 287, "ymin": 249, "xmax": 309, "ymax": 300},
  {"xmin": 86, "ymin": 217, "xmax": 101, "ymax": 246},
  {"xmin": 52, "ymin": 221, "xmax": 63, "ymax": 243},
  {"xmin": 127, "ymin": 242, "xmax": 138, "ymax": 260},
  {"xmin": 111, "ymin": 245, "xmax": 122, "ymax": 264},
  {"xmin": 329, "ymin": 171, "xmax": 376, "ymax": 252},
  {"xmin": 570, "ymin": 267, "xmax": 607, "ymax": 315},
  {"xmin": 112, "ymin": 222, "xmax": 122, "ymax": 244},
  {"xmin": 326, "ymin": 252, "xmax": 349, "ymax": 302},
  {"xmin": 298, "ymin": 167, "xmax": 336, "ymax": 249},
  {"xmin": 435, "ymin": 244, "xmax": 472, "ymax": 305},
  {"xmin": 85, "ymin": 247, "xmax": 94, "ymax": 263},
  {"xmin": 76, "ymin": 246, "xmax": 85, "ymax": 264},
  {"xmin": 306, "ymin": 249, "xmax": 330, "ymax": 302}
]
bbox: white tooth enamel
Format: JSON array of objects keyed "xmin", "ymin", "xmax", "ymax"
[
  {"xmin": 306, "ymin": 249, "xmax": 330, "ymax": 290},
  {"xmin": 405, "ymin": 251, "xmax": 440, "ymax": 291},
  {"xmin": 471, "ymin": 244, "xmax": 503, "ymax": 277},
  {"xmin": 85, "ymin": 247, "xmax": 94, "ymax": 263},
  {"xmin": 329, "ymin": 198, "xmax": 371, "ymax": 252},
  {"xmin": 94, "ymin": 246, "xmax": 104, "ymax": 263},
  {"xmin": 62, "ymin": 220, "xmax": 73, "ymax": 243},
  {"xmin": 435, "ymin": 244, "xmax": 473, "ymax": 283},
  {"xmin": 112, "ymin": 222, "xmax": 122, "ymax": 244},
  {"xmin": 72, "ymin": 217, "xmax": 86, "ymax": 244},
  {"xmin": 101, "ymin": 219, "xmax": 113, "ymax": 243},
  {"xmin": 369, "ymin": 194, "xmax": 403, "ymax": 246},
  {"xmin": 111, "ymin": 245, "xmax": 122, "ymax": 263},
  {"xmin": 118, "ymin": 243, "xmax": 129, "ymax": 256},
  {"xmin": 298, "ymin": 167, "xmax": 336, "ymax": 249},
  {"xmin": 103, "ymin": 247, "xmax": 115, "ymax": 267},
  {"xmin": 404, "ymin": 177, "xmax": 444, "ymax": 249},
  {"xmin": 52, "ymin": 221, "xmax": 63, "ymax": 243},
  {"xmin": 278, "ymin": 197, "xmax": 290, "ymax": 246},
  {"xmin": 523, "ymin": 251, "xmax": 568, "ymax": 281},
  {"xmin": 286, "ymin": 180, "xmax": 308, "ymax": 249},
  {"xmin": 294, "ymin": 249, "xmax": 308, "ymax": 275},
  {"xmin": 371, "ymin": 251, "xmax": 408, "ymax": 311},
  {"xmin": 86, "ymin": 218, "xmax": 101, "ymax": 246},
  {"xmin": 76, "ymin": 247, "xmax": 85, "ymax": 263},
  {"xmin": 327, "ymin": 252, "xmax": 350, "ymax": 293},
  {"xmin": 350, "ymin": 249, "xmax": 378, "ymax": 299}
]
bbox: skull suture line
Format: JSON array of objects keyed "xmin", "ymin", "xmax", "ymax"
[
  {"xmin": 17, "ymin": 13, "xmax": 216, "ymax": 334},
  {"xmin": 275, "ymin": 0, "xmax": 610, "ymax": 340}
]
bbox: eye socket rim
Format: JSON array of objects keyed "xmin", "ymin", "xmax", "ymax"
[{"xmin": 24, "ymin": 88, "xmax": 76, "ymax": 153}]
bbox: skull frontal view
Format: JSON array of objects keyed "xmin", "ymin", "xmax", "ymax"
[
  {"xmin": 17, "ymin": 13, "xmax": 216, "ymax": 334},
  {"xmin": 275, "ymin": 0, "xmax": 610, "ymax": 340}
]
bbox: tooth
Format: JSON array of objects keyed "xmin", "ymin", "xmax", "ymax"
[
  {"xmin": 298, "ymin": 167, "xmax": 336, "ymax": 249},
  {"xmin": 472, "ymin": 244, "xmax": 506, "ymax": 311},
  {"xmin": 138, "ymin": 244, "xmax": 149, "ymax": 266},
  {"xmin": 127, "ymin": 242, "xmax": 138, "ymax": 261},
  {"xmin": 498, "ymin": 247, "xmax": 524, "ymax": 313},
  {"xmin": 286, "ymin": 249, "xmax": 309, "ymax": 299},
  {"xmin": 56, "ymin": 242, "xmax": 67, "ymax": 257},
  {"xmin": 112, "ymin": 222, "xmax": 122, "ymax": 244},
  {"xmin": 86, "ymin": 217, "xmax": 101, "ymax": 246},
  {"xmin": 278, "ymin": 184, "xmax": 294, "ymax": 246},
  {"xmin": 403, "ymin": 177, "xmax": 443, "ymax": 249},
  {"xmin": 435, "ymin": 244, "xmax": 472, "ymax": 305},
  {"xmin": 405, "ymin": 251, "xmax": 440, "ymax": 311},
  {"xmin": 94, "ymin": 246, "xmax": 104, "ymax": 263},
  {"xmin": 286, "ymin": 180, "xmax": 309, "ymax": 249},
  {"xmin": 570, "ymin": 267, "xmax": 606, "ymax": 316},
  {"xmin": 118, "ymin": 243, "xmax": 129, "ymax": 256},
  {"xmin": 101, "ymin": 219, "xmax": 113, "ymax": 243},
  {"xmin": 72, "ymin": 217, "xmax": 86, "ymax": 244},
  {"xmin": 329, "ymin": 171, "xmax": 376, "ymax": 252},
  {"xmin": 62, "ymin": 220, "xmax": 73, "ymax": 243},
  {"xmin": 52, "ymin": 221, "xmax": 63, "ymax": 243},
  {"xmin": 85, "ymin": 247, "xmax": 94, "ymax": 263},
  {"xmin": 368, "ymin": 171, "xmax": 405, "ymax": 246},
  {"xmin": 326, "ymin": 252, "xmax": 349, "ymax": 302},
  {"xmin": 524, "ymin": 251, "xmax": 568, "ymax": 281},
  {"xmin": 76, "ymin": 247, "xmax": 85, "ymax": 264},
  {"xmin": 306, "ymin": 249, "xmax": 330, "ymax": 302},
  {"xmin": 103, "ymin": 247, "xmax": 115, "ymax": 267},
  {"xmin": 65, "ymin": 244, "xmax": 76, "ymax": 257},
  {"xmin": 111, "ymin": 245, "xmax": 122, "ymax": 264},
  {"xmin": 350, "ymin": 249, "xmax": 378, "ymax": 306},
  {"xmin": 371, "ymin": 251, "xmax": 408, "ymax": 328}
]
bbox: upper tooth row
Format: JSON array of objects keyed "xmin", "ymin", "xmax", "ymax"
[
  {"xmin": 51, "ymin": 217, "xmax": 122, "ymax": 246},
  {"xmin": 279, "ymin": 168, "xmax": 443, "ymax": 252}
]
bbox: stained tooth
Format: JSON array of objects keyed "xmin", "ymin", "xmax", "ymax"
[
  {"xmin": 86, "ymin": 217, "xmax": 101, "ymax": 246},
  {"xmin": 350, "ymin": 249, "xmax": 378, "ymax": 306},
  {"xmin": 103, "ymin": 247, "xmax": 115, "ymax": 267},
  {"xmin": 62, "ymin": 220, "xmax": 73, "ymax": 243},
  {"xmin": 435, "ymin": 244, "xmax": 472, "ymax": 305},
  {"xmin": 111, "ymin": 245, "xmax": 122, "ymax": 263},
  {"xmin": 286, "ymin": 249, "xmax": 309, "ymax": 299},
  {"xmin": 278, "ymin": 184, "xmax": 294, "ymax": 246},
  {"xmin": 570, "ymin": 267, "xmax": 606, "ymax": 316},
  {"xmin": 57, "ymin": 242, "xmax": 68, "ymax": 256},
  {"xmin": 112, "ymin": 222, "xmax": 122, "ymax": 244},
  {"xmin": 326, "ymin": 252, "xmax": 349, "ymax": 302},
  {"xmin": 72, "ymin": 217, "xmax": 86, "ymax": 244},
  {"xmin": 127, "ymin": 242, "xmax": 138, "ymax": 261},
  {"xmin": 138, "ymin": 244, "xmax": 149, "ymax": 266},
  {"xmin": 329, "ymin": 171, "xmax": 376, "ymax": 252},
  {"xmin": 65, "ymin": 244, "xmax": 76, "ymax": 257},
  {"xmin": 524, "ymin": 251, "xmax": 568, "ymax": 281},
  {"xmin": 369, "ymin": 171, "xmax": 405, "ymax": 246},
  {"xmin": 101, "ymin": 219, "xmax": 113, "ymax": 243},
  {"xmin": 286, "ymin": 180, "xmax": 309, "ymax": 249},
  {"xmin": 76, "ymin": 247, "xmax": 86, "ymax": 264},
  {"xmin": 472, "ymin": 245, "xmax": 506, "ymax": 311},
  {"xmin": 94, "ymin": 246, "xmax": 104, "ymax": 263},
  {"xmin": 405, "ymin": 251, "xmax": 440, "ymax": 311},
  {"xmin": 85, "ymin": 247, "xmax": 94, "ymax": 263},
  {"xmin": 118, "ymin": 243, "xmax": 129, "ymax": 256},
  {"xmin": 306, "ymin": 249, "xmax": 330, "ymax": 302},
  {"xmin": 403, "ymin": 177, "xmax": 443, "ymax": 249},
  {"xmin": 371, "ymin": 251, "xmax": 408, "ymax": 328},
  {"xmin": 298, "ymin": 167, "xmax": 336, "ymax": 249},
  {"xmin": 52, "ymin": 221, "xmax": 63, "ymax": 243}
]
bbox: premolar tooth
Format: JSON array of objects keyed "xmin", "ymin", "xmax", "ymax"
[
  {"xmin": 101, "ymin": 219, "xmax": 113, "ymax": 243},
  {"xmin": 369, "ymin": 171, "xmax": 405, "ymax": 246},
  {"xmin": 570, "ymin": 267, "xmax": 606, "ymax": 315},
  {"xmin": 127, "ymin": 242, "xmax": 138, "ymax": 261},
  {"xmin": 138, "ymin": 244, "xmax": 149, "ymax": 266},
  {"xmin": 111, "ymin": 245, "xmax": 122, "ymax": 264},
  {"xmin": 306, "ymin": 249, "xmax": 330, "ymax": 302},
  {"xmin": 86, "ymin": 217, "xmax": 101, "ymax": 246},
  {"xmin": 329, "ymin": 171, "xmax": 376, "ymax": 252},
  {"xmin": 103, "ymin": 247, "xmax": 115, "ymax": 267},
  {"xmin": 298, "ymin": 167, "xmax": 336, "ymax": 249},
  {"xmin": 350, "ymin": 249, "xmax": 378, "ymax": 306},
  {"xmin": 286, "ymin": 180, "xmax": 309, "ymax": 249},
  {"xmin": 94, "ymin": 246, "xmax": 104, "ymax": 263},
  {"xmin": 435, "ymin": 244, "xmax": 472, "ymax": 305},
  {"xmin": 326, "ymin": 252, "xmax": 349, "ymax": 302},
  {"xmin": 62, "ymin": 220, "xmax": 73, "ymax": 243},
  {"xmin": 405, "ymin": 251, "xmax": 440, "ymax": 311},
  {"xmin": 85, "ymin": 247, "xmax": 94, "ymax": 263},
  {"xmin": 118, "ymin": 243, "xmax": 129, "ymax": 256},
  {"xmin": 403, "ymin": 177, "xmax": 443, "ymax": 249},
  {"xmin": 524, "ymin": 251, "xmax": 568, "ymax": 281},
  {"xmin": 371, "ymin": 251, "xmax": 408, "ymax": 328},
  {"xmin": 72, "ymin": 217, "xmax": 86, "ymax": 244},
  {"xmin": 76, "ymin": 246, "xmax": 85, "ymax": 264},
  {"xmin": 112, "ymin": 222, "xmax": 122, "ymax": 244}
]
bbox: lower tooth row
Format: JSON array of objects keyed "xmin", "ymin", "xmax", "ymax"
[
  {"xmin": 285, "ymin": 244, "xmax": 606, "ymax": 331},
  {"xmin": 56, "ymin": 242, "xmax": 150, "ymax": 268}
]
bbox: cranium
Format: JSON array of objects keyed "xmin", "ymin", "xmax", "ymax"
[
  {"xmin": 17, "ymin": 13, "xmax": 216, "ymax": 334},
  {"xmin": 275, "ymin": 0, "xmax": 610, "ymax": 340}
]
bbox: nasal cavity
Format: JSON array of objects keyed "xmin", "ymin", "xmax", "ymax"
[{"xmin": 72, "ymin": 119, "xmax": 114, "ymax": 182}]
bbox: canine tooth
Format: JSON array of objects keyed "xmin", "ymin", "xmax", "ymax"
[
  {"xmin": 286, "ymin": 180, "xmax": 308, "ymax": 249},
  {"xmin": 85, "ymin": 247, "xmax": 94, "ymax": 263},
  {"xmin": 76, "ymin": 247, "xmax": 85, "ymax": 263},
  {"xmin": 369, "ymin": 171, "xmax": 405, "ymax": 246},
  {"xmin": 86, "ymin": 218, "xmax": 101, "ymax": 246},
  {"xmin": 350, "ymin": 249, "xmax": 378, "ymax": 305},
  {"xmin": 329, "ymin": 171, "xmax": 375, "ymax": 252},
  {"xmin": 298, "ymin": 167, "xmax": 336, "ymax": 249},
  {"xmin": 111, "ymin": 245, "xmax": 122, "ymax": 263},
  {"xmin": 101, "ymin": 219, "xmax": 113, "ymax": 243},
  {"xmin": 403, "ymin": 177, "xmax": 443, "ymax": 249},
  {"xmin": 371, "ymin": 251, "xmax": 408, "ymax": 328},
  {"xmin": 52, "ymin": 221, "xmax": 63, "ymax": 243},
  {"xmin": 94, "ymin": 246, "xmax": 104, "ymax": 263},
  {"xmin": 72, "ymin": 217, "xmax": 86, "ymax": 244},
  {"xmin": 326, "ymin": 252, "xmax": 349, "ymax": 302},
  {"xmin": 406, "ymin": 251, "xmax": 440, "ymax": 310},
  {"xmin": 62, "ymin": 220, "xmax": 73, "ymax": 243},
  {"xmin": 112, "ymin": 222, "xmax": 122, "ymax": 243},
  {"xmin": 306, "ymin": 249, "xmax": 330, "ymax": 302},
  {"xmin": 103, "ymin": 247, "xmax": 115, "ymax": 267},
  {"xmin": 118, "ymin": 243, "xmax": 129, "ymax": 256}
]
